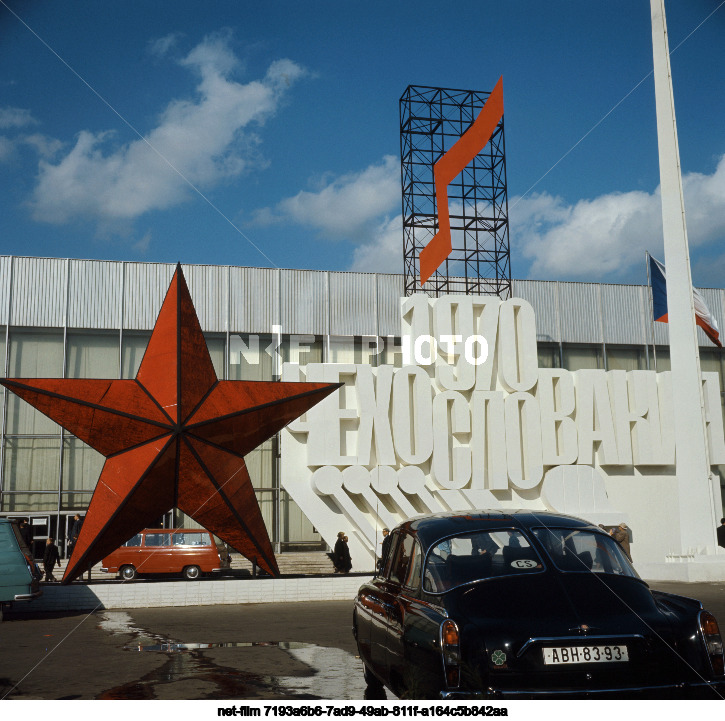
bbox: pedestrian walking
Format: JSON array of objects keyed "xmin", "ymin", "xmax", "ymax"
[
  {"xmin": 43, "ymin": 537, "xmax": 61, "ymax": 582},
  {"xmin": 333, "ymin": 531, "xmax": 352, "ymax": 573},
  {"xmin": 342, "ymin": 535, "xmax": 352, "ymax": 573},
  {"xmin": 68, "ymin": 514, "xmax": 83, "ymax": 555},
  {"xmin": 717, "ymin": 518, "xmax": 725, "ymax": 549}
]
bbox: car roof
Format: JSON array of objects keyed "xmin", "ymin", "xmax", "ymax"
[
  {"xmin": 138, "ymin": 528, "xmax": 208, "ymax": 533},
  {"xmin": 398, "ymin": 510, "xmax": 598, "ymax": 550}
]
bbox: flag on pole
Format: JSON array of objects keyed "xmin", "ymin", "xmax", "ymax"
[{"xmin": 648, "ymin": 253, "xmax": 721, "ymax": 347}]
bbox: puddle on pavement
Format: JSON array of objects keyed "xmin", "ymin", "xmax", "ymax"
[{"xmin": 97, "ymin": 611, "xmax": 382, "ymax": 700}]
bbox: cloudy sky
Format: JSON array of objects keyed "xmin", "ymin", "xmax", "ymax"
[{"xmin": 1, "ymin": 0, "xmax": 724, "ymax": 285}]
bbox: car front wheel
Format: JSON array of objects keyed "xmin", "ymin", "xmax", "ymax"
[
  {"xmin": 120, "ymin": 565, "xmax": 137, "ymax": 581},
  {"xmin": 183, "ymin": 565, "xmax": 201, "ymax": 580}
]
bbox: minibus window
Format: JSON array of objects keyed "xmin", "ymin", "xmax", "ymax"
[
  {"xmin": 124, "ymin": 534, "xmax": 142, "ymax": 547},
  {"xmin": 173, "ymin": 532, "xmax": 211, "ymax": 547},
  {"xmin": 144, "ymin": 533, "xmax": 171, "ymax": 547}
]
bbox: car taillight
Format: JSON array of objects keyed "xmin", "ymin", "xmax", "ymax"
[
  {"xmin": 440, "ymin": 619, "xmax": 461, "ymax": 689},
  {"xmin": 699, "ymin": 610, "xmax": 724, "ymax": 676}
]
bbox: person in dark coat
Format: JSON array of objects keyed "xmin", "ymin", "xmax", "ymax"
[
  {"xmin": 18, "ymin": 518, "xmax": 33, "ymax": 552},
  {"xmin": 341, "ymin": 535, "xmax": 352, "ymax": 573},
  {"xmin": 43, "ymin": 537, "xmax": 61, "ymax": 582},
  {"xmin": 717, "ymin": 518, "xmax": 725, "ymax": 549},
  {"xmin": 333, "ymin": 531, "xmax": 351, "ymax": 573},
  {"xmin": 332, "ymin": 531, "xmax": 345, "ymax": 573},
  {"xmin": 377, "ymin": 528, "xmax": 391, "ymax": 571},
  {"xmin": 68, "ymin": 514, "xmax": 83, "ymax": 554}
]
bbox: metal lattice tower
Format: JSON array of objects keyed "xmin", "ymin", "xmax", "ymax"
[{"xmin": 400, "ymin": 85, "xmax": 511, "ymax": 298}]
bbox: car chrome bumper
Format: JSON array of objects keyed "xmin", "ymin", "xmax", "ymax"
[
  {"xmin": 441, "ymin": 680, "xmax": 725, "ymax": 700},
  {"xmin": 14, "ymin": 589, "xmax": 43, "ymax": 601}
]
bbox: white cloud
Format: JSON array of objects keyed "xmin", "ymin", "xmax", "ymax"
[
  {"xmin": 512, "ymin": 154, "xmax": 725, "ymax": 281},
  {"xmin": 0, "ymin": 136, "xmax": 13, "ymax": 162},
  {"xmin": 256, "ymin": 155, "xmax": 399, "ymax": 240},
  {"xmin": 0, "ymin": 106, "xmax": 38, "ymax": 129},
  {"xmin": 21, "ymin": 133, "xmax": 63, "ymax": 159},
  {"xmin": 148, "ymin": 33, "xmax": 182, "ymax": 57},
  {"xmin": 29, "ymin": 33, "xmax": 307, "ymax": 226},
  {"xmin": 349, "ymin": 215, "xmax": 403, "ymax": 273}
]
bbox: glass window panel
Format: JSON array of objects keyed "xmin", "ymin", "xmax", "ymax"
[
  {"xmin": 3, "ymin": 437, "xmax": 60, "ymax": 494},
  {"xmin": 280, "ymin": 489, "xmax": 320, "ymax": 544},
  {"xmin": 255, "ymin": 489, "xmax": 275, "ymax": 540},
  {"xmin": 390, "ymin": 533, "xmax": 415, "ymax": 585},
  {"xmin": 173, "ymin": 531, "xmax": 211, "ymax": 546},
  {"xmin": 228, "ymin": 333, "xmax": 273, "ymax": 381},
  {"xmin": 537, "ymin": 343, "xmax": 560, "ymax": 369},
  {"xmin": 60, "ymin": 491, "xmax": 92, "ymax": 512},
  {"xmin": 532, "ymin": 527, "xmax": 637, "ymax": 577},
  {"xmin": 124, "ymin": 534, "xmax": 142, "ymax": 547},
  {"xmin": 1, "ymin": 492, "xmax": 57, "ymax": 513},
  {"xmin": 607, "ymin": 348, "xmax": 644, "ymax": 372},
  {"xmin": 404, "ymin": 541, "xmax": 422, "ymax": 589},
  {"xmin": 423, "ymin": 530, "xmax": 540, "ymax": 593},
  {"xmin": 121, "ymin": 332, "xmax": 150, "ymax": 378},
  {"xmin": 204, "ymin": 334, "xmax": 225, "ymax": 379},
  {"xmin": 7, "ymin": 329, "xmax": 64, "ymax": 434},
  {"xmin": 246, "ymin": 442, "xmax": 273, "ymax": 490},
  {"xmin": 653, "ymin": 348, "xmax": 670, "ymax": 372},
  {"xmin": 62, "ymin": 437, "xmax": 104, "ymax": 493},
  {"xmin": 144, "ymin": 532, "xmax": 171, "ymax": 547},
  {"xmin": 562, "ymin": 345, "xmax": 603, "ymax": 371},
  {"xmin": 66, "ymin": 331, "xmax": 119, "ymax": 379}
]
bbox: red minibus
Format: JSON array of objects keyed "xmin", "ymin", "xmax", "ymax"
[{"xmin": 101, "ymin": 528, "xmax": 231, "ymax": 580}]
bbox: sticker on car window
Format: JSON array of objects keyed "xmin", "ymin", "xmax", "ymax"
[{"xmin": 510, "ymin": 559, "xmax": 537, "ymax": 569}]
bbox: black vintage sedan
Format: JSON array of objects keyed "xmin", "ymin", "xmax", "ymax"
[{"xmin": 352, "ymin": 510, "xmax": 725, "ymax": 699}]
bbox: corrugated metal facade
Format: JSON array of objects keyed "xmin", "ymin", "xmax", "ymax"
[
  {"xmin": 511, "ymin": 280, "xmax": 560, "ymax": 343},
  {"xmin": 329, "ymin": 272, "xmax": 377, "ymax": 336},
  {"xmin": 1, "ymin": 255, "xmax": 724, "ymax": 350}
]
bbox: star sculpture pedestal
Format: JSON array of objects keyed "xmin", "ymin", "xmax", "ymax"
[{"xmin": 1, "ymin": 265, "xmax": 340, "ymax": 582}]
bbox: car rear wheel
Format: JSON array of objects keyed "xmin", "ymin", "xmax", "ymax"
[
  {"xmin": 183, "ymin": 565, "xmax": 201, "ymax": 580},
  {"xmin": 363, "ymin": 662, "xmax": 384, "ymax": 691},
  {"xmin": 120, "ymin": 565, "xmax": 137, "ymax": 581}
]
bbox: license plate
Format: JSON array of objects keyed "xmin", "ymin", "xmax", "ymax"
[{"xmin": 542, "ymin": 645, "xmax": 629, "ymax": 665}]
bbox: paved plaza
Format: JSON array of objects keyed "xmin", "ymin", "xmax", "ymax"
[{"xmin": 1, "ymin": 580, "xmax": 724, "ymax": 700}]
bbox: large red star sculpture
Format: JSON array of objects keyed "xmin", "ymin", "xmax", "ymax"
[{"xmin": 1, "ymin": 265, "xmax": 340, "ymax": 583}]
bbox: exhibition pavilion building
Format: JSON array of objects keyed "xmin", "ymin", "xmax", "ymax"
[{"xmin": 1, "ymin": 254, "xmax": 724, "ymax": 556}]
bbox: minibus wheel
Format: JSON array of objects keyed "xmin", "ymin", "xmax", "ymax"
[
  {"xmin": 120, "ymin": 565, "xmax": 137, "ymax": 581},
  {"xmin": 183, "ymin": 565, "xmax": 201, "ymax": 580}
]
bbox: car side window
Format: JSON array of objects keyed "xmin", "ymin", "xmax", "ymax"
[
  {"xmin": 383, "ymin": 531, "xmax": 400, "ymax": 578},
  {"xmin": 389, "ymin": 533, "xmax": 415, "ymax": 585},
  {"xmin": 403, "ymin": 540, "xmax": 422, "ymax": 589},
  {"xmin": 124, "ymin": 534, "xmax": 142, "ymax": 547}
]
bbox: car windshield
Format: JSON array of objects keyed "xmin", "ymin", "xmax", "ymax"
[
  {"xmin": 531, "ymin": 527, "xmax": 638, "ymax": 578},
  {"xmin": 423, "ymin": 530, "xmax": 543, "ymax": 593}
]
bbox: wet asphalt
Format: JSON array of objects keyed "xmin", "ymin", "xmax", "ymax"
[{"xmin": 0, "ymin": 580, "xmax": 724, "ymax": 700}]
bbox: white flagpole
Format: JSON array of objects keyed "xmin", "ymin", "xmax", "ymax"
[{"xmin": 650, "ymin": 0, "xmax": 718, "ymax": 552}]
